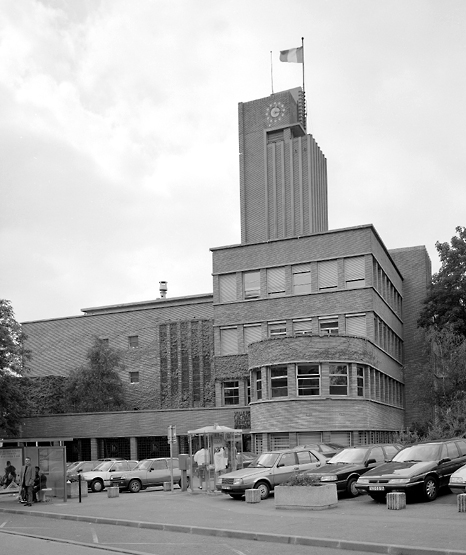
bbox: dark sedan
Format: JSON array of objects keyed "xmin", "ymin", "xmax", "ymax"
[
  {"xmin": 356, "ymin": 438, "xmax": 466, "ymax": 502},
  {"xmin": 300, "ymin": 443, "xmax": 402, "ymax": 497}
]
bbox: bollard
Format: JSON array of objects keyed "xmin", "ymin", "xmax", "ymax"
[
  {"xmin": 458, "ymin": 494, "xmax": 466, "ymax": 512},
  {"xmin": 245, "ymin": 489, "xmax": 261, "ymax": 504},
  {"xmin": 107, "ymin": 487, "xmax": 119, "ymax": 498},
  {"xmin": 386, "ymin": 492, "xmax": 406, "ymax": 510}
]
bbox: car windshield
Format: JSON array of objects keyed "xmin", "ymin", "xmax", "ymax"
[
  {"xmin": 66, "ymin": 462, "xmax": 79, "ymax": 472},
  {"xmin": 327, "ymin": 448, "xmax": 368, "ymax": 464},
  {"xmin": 134, "ymin": 460, "xmax": 152, "ymax": 470},
  {"xmin": 92, "ymin": 461, "xmax": 114, "ymax": 471},
  {"xmin": 392, "ymin": 444, "xmax": 442, "ymax": 462},
  {"xmin": 249, "ymin": 452, "xmax": 279, "ymax": 468}
]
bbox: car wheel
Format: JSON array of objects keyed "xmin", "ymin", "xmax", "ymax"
[
  {"xmin": 346, "ymin": 476, "xmax": 359, "ymax": 498},
  {"xmin": 229, "ymin": 494, "xmax": 243, "ymax": 500},
  {"xmin": 255, "ymin": 481, "xmax": 270, "ymax": 500},
  {"xmin": 91, "ymin": 479, "xmax": 104, "ymax": 493},
  {"xmin": 423, "ymin": 476, "xmax": 438, "ymax": 501},
  {"xmin": 128, "ymin": 479, "xmax": 141, "ymax": 493},
  {"xmin": 369, "ymin": 493, "xmax": 386, "ymax": 503}
]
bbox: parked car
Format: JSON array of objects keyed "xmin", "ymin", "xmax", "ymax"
[
  {"xmin": 216, "ymin": 447, "xmax": 327, "ymax": 500},
  {"xmin": 81, "ymin": 459, "xmax": 139, "ymax": 492},
  {"xmin": 299, "ymin": 443, "xmax": 402, "ymax": 497},
  {"xmin": 449, "ymin": 462, "xmax": 466, "ymax": 494},
  {"xmin": 236, "ymin": 452, "xmax": 257, "ymax": 468},
  {"xmin": 66, "ymin": 460, "xmax": 101, "ymax": 482},
  {"xmin": 295, "ymin": 443, "xmax": 345, "ymax": 460},
  {"xmin": 110, "ymin": 458, "xmax": 186, "ymax": 493},
  {"xmin": 356, "ymin": 438, "xmax": 466, "ymax": 502}
]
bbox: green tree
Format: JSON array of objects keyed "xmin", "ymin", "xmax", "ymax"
[
  {"xmin": 65, "ymin": 338, "xmax": 126, "ymax": 412},
  {"xmin": 0, "ymin": 299, "xmax": 30, "ymax": 436},
  {"xmin": 418, "ymin": 226, "xmax": 466, "ymax": 338},
  {"xmin": 409, "ymin": 327, "xmax": 466, "ymax": 437}
]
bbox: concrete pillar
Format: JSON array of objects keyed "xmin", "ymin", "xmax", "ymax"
[
  {"xmin": 457, "ymin": 494, "xmax": 466, "ymax": 512},
  {"xmin": 90, "ymin": 438, "xmax": 98, "ymax": 460},
  {"xmin": 130, "ymin": 437, "xmax": 137, "ymax": 460},
  {"xmin": 245, "ymin": 489, "xmax": 261, "ymax": 503},
  {"xmin": 387, "ymin": 492, "xmax": 406, "ymax": 510}
]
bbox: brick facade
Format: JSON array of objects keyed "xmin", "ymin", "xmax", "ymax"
[{"xmin": 12, "ymin": 87, "xmax": 431, "ymax": 459}]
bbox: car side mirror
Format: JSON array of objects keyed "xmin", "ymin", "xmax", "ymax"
[
  {"xmin": 439, "ymin": 458, "xmax": 451, "ymax": 465},
  {"xmin": 109, "ymin": 469, "xmax": 115, "ymax": 472},
  {"xmin": 277, "ymin": 463, "xmax": 285, "ymax": 468},
  {"xmin": 365, "ymin": 458, "xmax": 376, "ymax": 467}
]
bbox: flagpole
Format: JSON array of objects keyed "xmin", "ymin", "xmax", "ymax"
[
  {"xmin": 301, "ymin": 37, "xmax": 307, "ymax": 130},
  {"xmin": 270, "ymin": 51, "xmax": 274, "ymax": 94}
]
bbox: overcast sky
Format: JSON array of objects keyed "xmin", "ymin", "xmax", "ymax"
[{"xmin": 1, "ymin": 0, "xmax": 465, "ymax": 324}]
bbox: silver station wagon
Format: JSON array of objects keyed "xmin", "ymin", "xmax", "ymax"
[
  {"xmin": 110, "ymin": 458, "xmax": 184, "ymax": 493},
  {"xmin": 216, "ymin": 448, "xmax": 327, "ymax": 500}
]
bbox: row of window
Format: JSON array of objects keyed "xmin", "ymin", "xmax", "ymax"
[
  {"xmin": 100, "ymin": 336, "xmax": 139, "ymax": 349},
  {"xmin": 218, "ymin": 256, "xmax": 366, "ymax": 303},
  {"xmin": 374, "ymin": 315, "xmax": 402, "ymax": 360},
  {"xmin": 221, "ymin": 364, "xmax": 403, "ymax": 408},
  {"xmin": 372, "ymin": 259, "xmax": 402, "ymax": 315}
]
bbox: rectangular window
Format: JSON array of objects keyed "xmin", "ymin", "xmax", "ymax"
[
  {"xmin": 244, "ymin": 324, "xmax": 262, "ymax": 347},
  {"xmin": 247, "ymin": 378, "xmax": 251, "ymax": 404},
  {"xmin": 318, "ymin": 260, "xmax": 338, "ymax": 290},
  {"xmin": 271, "ymin": 366, "xmax": 288, "ymax": 398},
  {"xmin": 329, "ymin": 364, "xmax": 348, "ymax": 395},
  {"xmin": 319, "ymin": 318, "xmax": 339, "ymax": 336},
  {"xmin": 268, "ymin": 321, "xmax": 287, "ymax": 337},
  {"xmin": 256, "ymin": 372, "xmax": 262, "ymax": 400},
  {"xmin": 128, "ymin": 335, "xmax": 139, "ymax": 348},
  {"xmin": 244, "ymin": 271, "xmax": 260, "ymax": 299},
  {"xmin": 223, "ymin": 381, "xmax": 239, "ymax": 405},
  {"xmin": 297, "ymin": 364, "xmax": 320, "ymax": 396},
  {"xmin": 267, "ymin": 267, "xmax": 286, "ymax": 297},
  {"xmin": 293, "ymin": 318, "xmax": 313, "ymax": 336},
  {"xmin": 292, "ymin": 264, "xmax": 311, "ymax": 295},
  {"xmin": 345, "ymin": 314, "xmax": 366, "ymax": 337},
  {"xmin": 357, "ymin": 366, "xmax": 364, "ymax": 397},
  {"xmin": 129, "ymin": 371, "xmax": 140, "ymax": 384},
  {"xmin": 219, "ymin": 273, "xmax": 236, "ymax": 303},
  {"xmin": 345, "ymin": 256, "xmax": 365, "ymax": 289},
  {"xmin": 220, "ymin": 327, "xmax": 238, "ymax": 355}
]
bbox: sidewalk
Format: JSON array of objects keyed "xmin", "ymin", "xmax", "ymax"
[{"xmin": 1, "ymin": 487, "xmax": 465, "ymax": 554}]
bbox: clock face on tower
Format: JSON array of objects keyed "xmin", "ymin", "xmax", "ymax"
[{"xmin": 265, "ymin": 101, "xmax": 286, "ymax": 126}]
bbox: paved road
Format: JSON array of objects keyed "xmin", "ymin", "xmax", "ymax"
[
  {"xmin": 0, "ymin": 516, "xmax": 380, "ymax": 555},
  {"xmin": 1, "ymin": 485, "xmax": 465, "ymax": 554}
]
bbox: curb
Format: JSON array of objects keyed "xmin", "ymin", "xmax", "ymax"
[{"xmin": 1, "ymin": 506, "xmax": 466, "ymax": 555}]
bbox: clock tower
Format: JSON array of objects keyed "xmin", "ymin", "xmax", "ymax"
[{"xmin": 238, "ymin": 87, "xmax": 328, "ymax": 244}]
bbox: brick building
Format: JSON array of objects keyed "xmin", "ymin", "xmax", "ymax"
[{"xmin": 15, "ymin": 87, "xmax": 431, "ymax": 460}]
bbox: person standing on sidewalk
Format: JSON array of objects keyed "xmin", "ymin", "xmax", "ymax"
[{"xmin": 19, "ymin": 457, "xmax": 34, "ymax": 506}]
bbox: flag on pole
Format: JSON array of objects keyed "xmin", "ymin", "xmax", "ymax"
[{"xmin": 279, "ymin": 46, "xmax": 303, "ymax": 63}]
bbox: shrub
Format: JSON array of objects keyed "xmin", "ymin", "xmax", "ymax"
[{"xmin": 282, "ymin": 473, "xmax": 321, "ymax": 486}]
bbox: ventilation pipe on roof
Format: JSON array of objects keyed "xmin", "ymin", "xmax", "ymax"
[{"xmin": 159, "ymin": 281, "xmax": 167, "ymax": 299}]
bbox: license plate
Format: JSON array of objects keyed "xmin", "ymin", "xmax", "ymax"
[
  {"xmin": 369, "ymin": 486, "xmax": 385, "ymax": 491},
  {"xmin": 222, "ymin": 486, "xmax": 231, "ymax": 490}
]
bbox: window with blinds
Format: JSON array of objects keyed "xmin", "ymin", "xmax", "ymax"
[
  {"xmin": 244, "ymin": 324, "xmax": 262, "ymax": 346},
  {"xmin": 319, "ymin": 318, "xmax": 339, "ymax": 335},
  {"xmin": 220, "ymin": 327, "xmax": 238, "ymax": 355},
  {"xmin": 357, "ymin": 366, "xmax": 365, "ymax": 397},
  {"xmin": 318, "ymin": 260, "xmax": 338, "ymax": 290},
  {"xmin": 292, "ymin": 263, "xmax": 311, "ymax": 295},
  {"xmin": 345, "ymin": 314, "xmax": 366, "ymax": 337},
  {"xmin": 256, "ymin": 372, "xmax": 262, "ymax": 400},
  {"xmin": 329, "ymin": 364, "xmax": 348, "ymax": 395},
  {"xmin": 345, "ymin": 257, "xmax": 365, "ymax": 289},
  {"xmin": 268, "ymin": 321, "xmax": 287, "ymax": 337},
  {"xmin": 244, "ymin": 271, "xmax": 260, "ymax": 299},
  {"xmin": 219, "ymin": 273, "xmax": 236, "ymax": 303},
  {"xmin": 293, "ymin": 319, "xmax": 313, "ymax": 336},
  {"xmin": 267, "ymin": 267, "xmax": 286, "ymax": 297}
]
